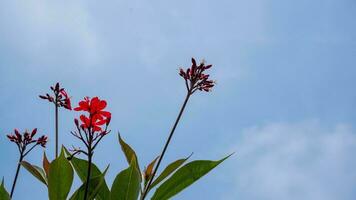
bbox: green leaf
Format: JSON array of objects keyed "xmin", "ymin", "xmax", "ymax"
[
  {"xmin": 118, "ymin": 134, "xmax": 141, "ymax": 172},
  {"xmin": 149, "ymin": 155, "xmax": 191, "ymax": 190},
  {"xmin": 151, "ymin": 154, "xmax": 232, "ymax": 200},
  {"xmin": 110, "ymin": 159, "xmax": 141, "ymax": 200},
  {"xmin": 48, "ymin": 147, "xmax": 74, "ymax": 200},
  {"xmin": 21, "ymin": 161, "xmax": 48, "ymax": 185},
  {"xmin": 69, "ymin": 167, "xmax": 109, "ymax": 200},
  {"xmin": 64, "ymin": 147, "xmax": 110, "ymax": 200},
  {"xmin": 0, "ymin": 179, "xmax": 10, "ymax": 200}
]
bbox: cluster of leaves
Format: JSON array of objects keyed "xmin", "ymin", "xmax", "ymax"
[{"xmin": 1, "ymin": 139, "xmax": 229, "ymax": 200}]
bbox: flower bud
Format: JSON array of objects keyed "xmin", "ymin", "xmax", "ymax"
[
  {"xmin": 74, "ymin": 118, "xmax": 79, "ymax": 127},
  {"xmin": 106, "ymin": 116, "xmax": 111, "ymax": 126},
  {"xmin": 31, "ymin": 128, "xmax": 37, "ymax": 137},
  {"xmin": 39, "ymin": 95, "xmax": 47, "ymax": 99}
]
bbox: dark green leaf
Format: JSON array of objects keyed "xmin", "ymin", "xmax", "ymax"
[
  {"xmin": 48, "ymin": 148, "xmax": 74, "ymax": 200},
  {"xmin": 151, "ymin": 154, "xmax": 232, "ymax": 200},
  {"xmin": 149, "ymin": 155, "xmax": 191, "ymax": 190},
  {"xmin": 64, "ymin": 147, "xmax": 110, "ymax": 200},
  {"xmin": 0, "ymin": 179, "xmax": 10, "ymax": 200},
  {"xmin": 110, "ymin": 159, "xmax": 141, "ymax": 200},
  {"xmin": 21, "ymin": 161, "xmax": 47, "ymax": 185},
  {"xmin": 69, "ymin": 167, "xmax": 109, "ymax": 200}
]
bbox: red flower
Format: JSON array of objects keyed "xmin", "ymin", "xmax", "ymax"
[
  {"xmin": 71, "ymin": 97, "xmax": 111, "ymax": 154},
  {"xmin": 79, "ymin": 114, "xmax": 107, "ymax": 132},
  {"xmin": 74, "ymin": 97, "xmax": 111, "ymax": 119},
  {"xmin": 179, "ymin": 58, "xmax": 215, "ymax": 93},
  {"xmin": 74, "ymin": 97, "xmax": 111, "ymax": 133}
]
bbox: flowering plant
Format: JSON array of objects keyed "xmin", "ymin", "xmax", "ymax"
[{"xmin": 1, "ymin": 58, "xmax": 231, "ymax": 200}]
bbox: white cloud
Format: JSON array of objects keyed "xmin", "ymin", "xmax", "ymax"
[{"xmin": 226, "ymin": 121, "xmax": 356, "ymax": 200}]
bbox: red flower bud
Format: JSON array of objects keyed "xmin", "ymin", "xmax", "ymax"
[
  {"xmin": 31, "ymin": 128, "xmax": 37, "ymax": 137},
  {"xmin": 106, "ymin": 116, "xmax": 111, "ymax": 126},
  {"xmin": 37, "ymin": 135, "xmax": 48, "ymax": 147},
  {"xmin": 39, "ymin": 95, "xmax": 47, "ymax": 100},
  {"xmin": 191, "ymin": 58, "xmax": 197, "ymax": 67},
  {"xmin": 55, "ymin": 82, "xmax": 60, "ymax": 92},
  {"xmin": 74, "ymin": 118, "xmax": 79, "ymax": 127}
]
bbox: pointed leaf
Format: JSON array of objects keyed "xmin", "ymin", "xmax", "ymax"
[
  {"xmin": 48, "ymin": 148, "xmax": 74, "ymax": 200},
  {"xmin": 21, "ymin": 161, "xmax": 47, "ymax": 185},
  {"xmin": 146, "ymin": 156, "xmax": 159, "ymax": 178},
  {"xmin": 118, "ymin": 134, "xmax": 141, "ymax": 172},
  {"xmin": 151, "ymin": 155, "xmax": 231, "ymax": 200},
  {"xmin": 144, "ymin": 156, "xmax": 159, "ymax": 186},
  {"xmin": 110, "ymin": 159, "xmax": 141, "ymax": 200},
  {"xmin": 0, "ymin": 179, "xmax": 10, "ymax": 200},
  {"xmin": 69, "ymin": 167, "xmax": 109, "ymax": 200},
  {"xmin": 43, "ymin": 152, "xmax": 50, "ymax": 176},
  {"xmin": 64, "ymin": 148, "xmax": 110, "ymax": 200},
  {"xmin": 149, "ymin": 155, "xmax": 191, "ymax": 189}
]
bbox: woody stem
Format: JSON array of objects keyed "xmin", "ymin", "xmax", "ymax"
[{"xmin": 10, "ymin": 153, "xmax": 24, "ymax": 198}]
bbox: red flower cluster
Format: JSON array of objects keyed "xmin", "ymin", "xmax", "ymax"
[
  {"xmin": 179, "ymin": 58, "xmax": 215, "ymax": 93},
  {"xmin": 70, "ymin": 97, "xmax": 111, "ymax": 155},
  {"xmin": 74, "ymin": 97, "xmax": 111, "ymax": 133},
  {"xmin": 7, "ymin": 128, "xmax": 48, "ymax": 150},
  {"xmin": 39, "ymin": 82, "xmax": 72, "ymax": 110}
]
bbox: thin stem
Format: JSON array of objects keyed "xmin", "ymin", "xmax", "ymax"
[
  {"xmin": 84, "ymin": 125, "xmax": 93, "ymax": 200},
  {"xmin": 23, "ymin": 144, "xmax": 38, "ymax": 157},
  {"xmin": 141, "ymin": 91, "xmax": 192, "ymax": 200},
  {"xmin": 55, "ymin": 98, "xmax": 59, "ymax": 158},
  {"xmin": 84, "ymin": 150, "xmax": 92, "ymax": 200},
  {"xmin": 10, "ymin": 155, "xmax": 23, "ymax": 198}
]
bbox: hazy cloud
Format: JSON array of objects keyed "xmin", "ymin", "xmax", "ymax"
[{"xmin": 226, "ymin": 121, "xmax": 356, "ymax": 200}]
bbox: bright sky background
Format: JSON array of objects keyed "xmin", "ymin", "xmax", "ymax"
[{"xmin": 1, "ymin": 0, "xmax": 356, "ymax": 200}]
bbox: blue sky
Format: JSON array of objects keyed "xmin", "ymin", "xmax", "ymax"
[{"xmin": 0, "ymin": 0, "xmax": 356, "ymax": 199}]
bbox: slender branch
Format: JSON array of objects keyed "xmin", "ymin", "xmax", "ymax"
[
  {"xmin": 83, "ymin": 149, "xmax": 92, "ymax": 200},
  {"xmin": 84, "ymin": 127, "xmax": 93, "ymax": 200},
  {"xmin": 22, "ymin": 144, "xmax": 38, "ymax": 157},
  {"xmin": 141, "ymin": 91, "xmax": 192, "ymax": 199},
  {"xmin": 55, "ymin": 96, "xmax": 59, "ymax": 158},
  {"xmin": 67, "ymin": 150, "xmax": 88, "ymax": 160},
  {"xmin": 10, "ymin": 154, "xmax": 23, "ymax": 198}
]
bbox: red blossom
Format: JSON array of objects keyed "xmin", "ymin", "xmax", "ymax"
[
  {"xmin": 179, "ymin": 58, "xmax": 215, "ymax": 93},
  {"xmin": 74, "ymin": 97, "xmax": 111, "ymax": 119},
  {"xmin": 74, "ymin": 97, "xmax": 111, "ymax": 133},
  {"xmin": 71, "ymin": 96, "xmax": 111, "ymax": 154}
]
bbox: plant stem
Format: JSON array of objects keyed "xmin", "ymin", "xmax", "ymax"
[
  {"xmin": 84, "ymin": 149, "xmax": 92, "ymax": 200},
  {"xmin": 10, "ymin": 155, "xmax": 23, "ymax": 198},
  {"xmin": 141, "ymin": 92, "xmax": 191, "ymax": 200},
  {"xmin": 55, "ymin": 99, "xmax": 59, "ymax": 158}
]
